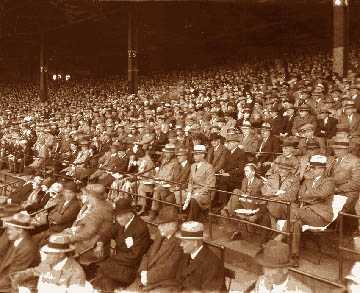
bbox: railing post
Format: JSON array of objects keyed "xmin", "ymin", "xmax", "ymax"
[
  {"xmin": 209, "ymin": 191, "xmax": 213, "ymax": 240},
  {"xmin": 339, "ymin": 212, "xmax": 344, "ymax": 283},
  {"xmin": 287, "ymin": 202, "xmax": 292, "ymax": 256}
]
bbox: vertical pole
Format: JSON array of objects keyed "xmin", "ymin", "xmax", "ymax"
[
  {"xmin": 333, "ymin": 0, "xmax": 349, "ymax": 77},
  {"xmin": 339, "ymin": 213, "xmax": 344, "ymax": 282},
  {"xmin": 128, "ymin": 4, "xmax": 138, "ymax": 95},
  {"xmin": 40, "ymin": 31, "xmax": 48, "ymax": 101}
]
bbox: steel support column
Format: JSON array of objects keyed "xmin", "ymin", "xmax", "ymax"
[
  {"xmin": 333, "ymin": 0, "xmax": 349, "ymax": 77},
  {"xmin": 128, "ymin": 4, "xmax": 138, "ymax": 95},
  {"xmin": 40, "ymin": 31, "xmax": 48, "ymax": 101}
]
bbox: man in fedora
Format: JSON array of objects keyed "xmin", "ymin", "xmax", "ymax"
[
  {"xmin": 251, "ymin": 240, "xmax": 312, "ymax": 292},
  {"xmin": 11, "ymin": 234, "xmax": 87, "ymax": 293},
  {"xmin": 329, "ymin": 137, "xmax": 360, "ymax": 232},
  {"xmin": 172, "ymin": 148, "xmax": 191, "ymax": 206},
  {"xmin": 338, "ymin": 100, "xmax": 360, "ymax": 137},
  {"xmin": 93, "ymin": 198, "xmax": 151, "ymax": 291},
  {"xmin": 0, "ymin": 211, "xmax": 39, "ymax": 292},
  {"xmin": 183, "ymin": 145, "xmax": 216, "ymax": 221},
  {"xmin": 129, "ymin": 206, "xmax": 183, "ymax": 292},
  {"xmin": 175, "ymin": 221, "xmax": 226, "ymax": 292},
  {"xmin": 149, "ymin": 143, "xmax": 180, "ymax": 220},
  {"xmin": 62, "ymin": 183, "xmax": 113, "ymax": 266},
  {"xmin": 291, "ymin": 154, "xmax": 335, "ymax": 266}
]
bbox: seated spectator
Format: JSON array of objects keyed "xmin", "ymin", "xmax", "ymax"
[
  {"xmin": 251, "ymin": 240, "xmax": 312, "ymax": 292},
  {"xmin": 93, "ymin": 198, "xmax": 151, "ymax": 291},
  {"xmin": 129, "ymin": 206, "xmax": 183, "ymax": 292},
  {"xmin": 0, "ymin": 212, "xmax": 39, "ymax": 292},
  {"xmin": 175, "ymin": 221, "xmax": 226, "ymax": 292}
]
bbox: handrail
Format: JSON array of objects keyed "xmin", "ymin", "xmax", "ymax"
[{"xmin": 338, "ymin": 211, "xmax": 360, "ymax": 282}]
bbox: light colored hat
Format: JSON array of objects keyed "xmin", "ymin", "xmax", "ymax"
[
  {"xmin": 41, "ymin": 234, "xmax": 75, "ymax": 254},
  {"xmin": 346, "ymin": 261, "xmax": 360, "ymax": 284},
  {"xmin": 4, "ymin": 211, "xmax": 34, "ymax": 230},
  {"xmin": 309, "ymin": 154, "xmax": 327, "ymax": 167},
  {"xmin": 193, "ymin": 144, "xmax": 207, "ymax": 154},
  {"xmin": 332, "ymin": 137, "xmax": 350, "ymax": 149},
  {"xmin": 178, "ymin": 221, "xmax": 204, "ymax": 239},
  {"xmin": 162, "ymin": 143, "xmax": 176, "ymax": 153},
  {"xmin": 255, "ymin": 240, "xmax": 291, "ymax": 268}
]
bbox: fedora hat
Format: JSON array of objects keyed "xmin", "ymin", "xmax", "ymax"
[
  {"xmin": 255, "ymin": 240, "xmax": 291, "ymax": 268},
  {"xmin": 193, "ymin": 144, "xmax": 207, "ymax": 154},
  {"xmin": 4, "ymin": 211, "xmax": 34, "ymax": 230},
  {"xmin": 82, "ymin": 184, "xmax": 105, "ymax": 200},
  {"xmin": 114, "ymin": 198, "xmax": 134, "ymax": 215},
  {"xmin": 155, "ymin": 206, "xmax": 179, "ymax": 225},
  {"xmin": 178, "ymin": 221, "xmax": 204, "ymax": 240},
  {"xmin": 41, "ymin": 234, "xmax": 75, "ymax": 254},
  {"xmin": 162, "ymin": 143, "xmax": 176, "ymax": 153},
  {"xmin": 309, "ymin": 154, "xmax": 327, "ymax": 167}
]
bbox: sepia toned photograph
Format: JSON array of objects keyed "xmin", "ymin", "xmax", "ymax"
[{"xmin": 0, "ymin": 0, "xmax": 359, "ymax": 292}]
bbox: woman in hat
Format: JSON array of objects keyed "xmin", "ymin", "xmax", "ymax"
[{"xmin": 11, "ymin": 234, "xmax": 88, "ymax": 293}]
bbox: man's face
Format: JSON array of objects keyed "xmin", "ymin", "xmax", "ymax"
[
  {"xmin": 158, "ymin": 222, "xmax": 177, "ymax": 238},
  {"xmin": 244, "ymin": 166, "xmax": 254, "ymax": 178},
  {"xmin": 299, "ymin": 111, "xmax": 308, "ymax": 118},
  {"xmin": 263, "ymin": 267, "xmax": 288, "ymax": 285},
  {"xmin": 311, "ymin": 166, "xmax": 324, "ymax": 178},
  {"xmin": 180, "ymin": 239, "xmax": 199, "ymax": 254},
  {"xmin": 42, "ymin": 252, "xmax": 65, "ymax": 266},
  {"xmin": 115, "ymin": 212, "xmax": 132, "ymax": 226},
  {"xmin": 63, "ymin": 189, "xmax": 76, "ymax": 201},
  {"xmin": 6, "ymin": 226, "xmax": 22, "ymax": 241},
  {"xmin": 177, "ymin": 154, "xmax": 187, "ymax": 163},
  {"xmin": 193, "ymin": 153, "xmax": 204, "ymax": 163},
  {"xmin": 211, "ymin": 139, "xmax": 220, "ymax": 148},
  {"xmin": 333, "ymin": 148, "xmax": 348, "ymax": 157}
]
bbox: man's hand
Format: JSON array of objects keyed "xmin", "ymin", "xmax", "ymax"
[{"xmin": 140, "ymin": 271, "xmax": 148, "ymax": 286}]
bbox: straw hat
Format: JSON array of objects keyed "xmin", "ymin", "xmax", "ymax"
[{"xmin": 41, "ymin": 234, "xmax": 75, "ymax": 254}]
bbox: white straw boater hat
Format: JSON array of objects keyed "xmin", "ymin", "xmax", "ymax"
[
  {"xmin": 193, "ymin": 144, "xmax": 207, "ymax": 154},
  {"xmin": 309, "ymin": 154, "xmax": 327, "ymax": 167},
  {"xmin": 41, "ymin": 234, "xmax": 75, "ymax": 254},
  {"xmin": 4, "ymin": 211, "xmax": 34, "ymax": 230},
  {"xmin": 178, "ymin": 221, "xmax": 204, "ymax": 240}
]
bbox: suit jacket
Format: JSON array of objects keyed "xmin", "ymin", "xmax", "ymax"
[
  {"xmin": 315, "ymin": 117, "xmax": 338, "ymax": 139},
  {"xmin": 299, "ymin": 176, "xmax": 335, "ymax": 222},
  {"xmin": 156, "ymin": 157, "xmax": 181, "ymax": 184},
  {"xmin": 239, "ymin": 133, "xmax": 259, "ymax": 153},
  {"xmin": 24, "ymin": 190, "xmax": 49, "ymax": 214},
  {"xmin": 330, "ymin": 153, "xmax": 360, "ymax": 198},
  {"xmin": 17, "ymin": 257, "xmax": 86, "ymax": 292},
  {"xmin": 207, "ymin": 144, "xmax": 229, "ymax": 173},
  {"xmin": 256, "ymin": 136, "xmax": 280, "ymax": 163},
  {"xmin": 47, "ymin": 197, "xmax": 81, "ymax": 233},
  {"xmin": 252, "ymin": 274, "xmax": 312, "ymax": 293},
  {"xmin": 99, "ymin": 216, "xmax": 151, "ymax": 283},
  {"xmin": 237, "ymin": 177, "xmax": 264, "ymax": 210},
  {"xmin": 9, "ymin": 182, "xmax": 33, "ymax": 204},
  {"xmin": 269, "ymin": 116, "xmax": 285, "ymax": 136},
  {"xmin": 261, "ymin": 173, "xmax": 300, "ymax": 202},
  {"xmin": 282, "ymin": 115, "xmax": 295, "ymax": 135},
  {"xmin": 217, "ymin": 148, "xmax": 247, "ymax": 191},
  {"xmin": 0, "ymin": 235, "xmax": 39, "ymax": 292},
  {"xmin": 138, "ymin": 234, "xmax": 183, "ymax": 291},
  {"xmin": 177, "ymin": 161, "xmax": 191, "ymax": 190},
  {"xmin": 65, "ymin": 199, "xmax": 113, "ymax": 263},
  {"xmin": 338, "ymin": 113, "xmax": 360, "ymax": 136},
  {"xmin": 176, "ymin": 245, "xmax": 226, "ymax": 292},
  {"xmin": 188, "ymin": 161, "xmax": 216, "ymax": 209}
]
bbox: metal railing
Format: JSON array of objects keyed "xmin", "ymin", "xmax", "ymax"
[{"xmin": 338, "ymin": 211, "xmax": 360, "ymax": 282}]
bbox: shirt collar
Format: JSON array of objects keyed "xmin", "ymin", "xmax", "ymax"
[
  {"xmin": 271, "ymin": 276, "xmax": 289, "ymax": 292},
  {"xmin": 124, "ymin": 214, "xmax": 135, "ymax": 231},
  {"xmin": 53, "ymin": 257, "xmax": 68, "ymax": 271},
  {"xmin": 190, "ymin": 245, "xmax": 203, "ymax": 260},
  {"xmin": 181, "ymin": 160, "xmax": 188, "ymax": 167},
  {"xmin": 14, "ymin": 237, "xmax": 24, "ymax": 248}
]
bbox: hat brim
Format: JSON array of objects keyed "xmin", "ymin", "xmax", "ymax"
[
  {"xmin": 255, "ymin": 253, "xmax": 291, "ymax": 268},
  {"xmin": 41, "ymin": 244, "xmax": 75, "ymax": 254},
  {"xmin": 4, "ymin": 221, "xmax": 34, "ymax": 230},
  {"xmin": 176, "ymin": 231, "xmax": 204, "ymax": 240}
]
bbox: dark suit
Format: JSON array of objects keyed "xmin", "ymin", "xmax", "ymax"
[
  {"xmin": 207, "ymin": 144, "xmax": 229, "ymax": 173},
  {"xmin": 315, "ymin": 117, "xmax": 338, "ymax": 139},
  {"xmin": 130, "ymin": 234, "xmax": 184, "ymax": 291},
  {"xmin": 269, "ymin": 116, "xmax": 285, "ymax": 136},
  {"xmin": 94, "ymin": 216, "xmax": 152, "ymax": 291},
  {"xmin": 47, "ymin": 197, "xmax": 81, "ymax": 233},
  {"xmin": 255, "ymin": 136, "xmax": 280, "ymax": 173},
  {"xmin": 291, "ymin": 176, "xmax": 335, "ymax": 256},
  {"xmin": 282, "ymin": 115, "xmax": 295, "ymax": 135},
  {"xmin": 176, "ymin": 245, "xmax": 226, "ymax": 292},
  {"xmin": 9, "ymin": 182, "xmax": 32, "ymax": 204},
  {"xmin": 0, "ymin": 234, "xmax": 39, "ymax": 292}
]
